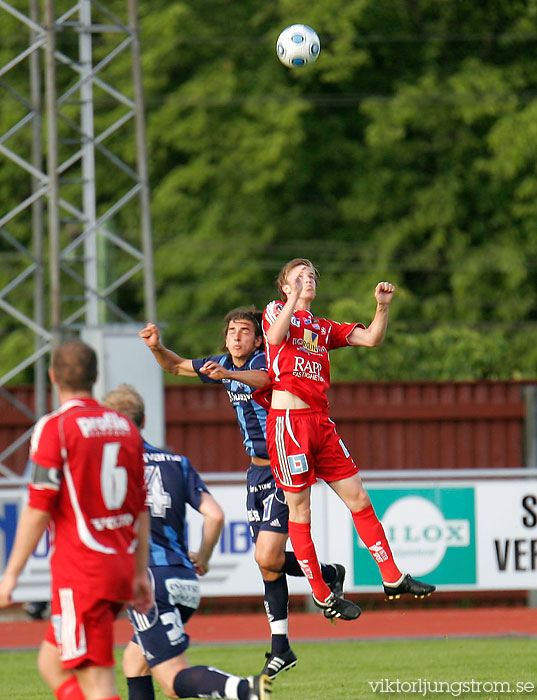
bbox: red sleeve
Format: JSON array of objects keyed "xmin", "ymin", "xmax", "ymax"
[
  {"xmin": 29, "ymin": 414, "xmax": 62, "ymax": 470},
  {"xmin": 28, "ymin": 414, "xmax": 62, "ymax": 512},
  {"xmin": 327, "ymin": 320, "xmax": 365, "ymax": 350},
  {"xmin": 28, "ymin": 484, "xmax": 58, "ymax": 512}
]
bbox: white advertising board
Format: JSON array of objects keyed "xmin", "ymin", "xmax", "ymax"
[
  {"xmin": 476, "ymin": 481, "xmax": 537, "ymax": 589},
  {"xmin": 1, "ymin": 472, "xmax": 536, "ymax": 601}
]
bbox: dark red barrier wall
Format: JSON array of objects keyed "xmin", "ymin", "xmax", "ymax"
[{"xmin": 0, "ymin": 381, "xmax": 527, "ymax": 476}]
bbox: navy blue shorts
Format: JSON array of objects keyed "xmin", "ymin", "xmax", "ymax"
[
  {"xmin": 127, "ymin": 565, "xmax": 200, "ymax": 668},
  {"xmin": 246, "ymin": 464, "xmax": 289, "ymax": 543}
]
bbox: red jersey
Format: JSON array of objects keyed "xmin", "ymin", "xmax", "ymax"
[
  {"xmin": 262, "ymin": 301, "xmax": 363, "ymax": 412},
  {"xmin": 28, "ymin": 398, "xmax": 146, "ymax": 601}
]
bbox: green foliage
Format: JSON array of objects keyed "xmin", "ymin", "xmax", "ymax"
[{"xmin": 2, "ymin": 0, "xmax": 537, "ymax": 378}]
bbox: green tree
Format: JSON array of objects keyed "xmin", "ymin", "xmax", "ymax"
[{"xmin": 2, "ymin": 0, "xmax": 537, "ymax": 380}]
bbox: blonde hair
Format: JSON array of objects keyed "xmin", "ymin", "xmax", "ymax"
[
  {"xmin": 102, "ymin": 383, "xmax": 145, "ymax": 428},
  {"xmin": 276, "ymin": 258, "xmax": 319, "ymax": 300}
]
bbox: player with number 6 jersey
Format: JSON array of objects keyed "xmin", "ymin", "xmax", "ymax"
[
  {"xmin": 0, "ymin": 339, "xmax": 151, "ymax": 700},
  {"xmin": 29, "ymin": 400, "xmax": 146, "ymax": 599}
]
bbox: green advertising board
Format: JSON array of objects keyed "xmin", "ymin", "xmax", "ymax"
[{"xmin": 353, "ymin": 488, "xmax": 476, "ymax": 586}]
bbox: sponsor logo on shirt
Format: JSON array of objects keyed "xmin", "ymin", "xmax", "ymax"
[
  {"xmin": 292, "ymin": 329, "xmax": 327, "ymax": 354},
  {"xmin": 249, "ymin": 482, "xmax": 272, "ymax": 493},
  {"xmin": 227, "ymin": 390, "xmax": 253, "ymax": 403},
  {"xmin": 292, "ymin": 356, "xmax": 323, "ymax": 382},
  {"xmin": 76, "ymin": 412, "xmax": 131, "ymax": 438},
  {"xmin": 303, "ymin": 329, "xmax": 319, "ymax": 352},
  {"xmin": 143, "ymin": 452, "xmax": 182, "ymax": 463},
  {"xmin": 90, "ymin": 513, "xmax": 134, "ymax": 531}
]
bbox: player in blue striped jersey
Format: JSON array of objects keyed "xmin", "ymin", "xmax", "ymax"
[
  {"xmin": 103, "ymin": 384, "xmax": 271, "ymax": 700},
  {"xmin": 139, "ymin": 309, "xmax": 345, "ymax": 680}
]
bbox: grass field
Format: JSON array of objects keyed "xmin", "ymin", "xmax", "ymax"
[{"xmin": 1, "ymin": 638, "xmax": 536, "ymax": 699}]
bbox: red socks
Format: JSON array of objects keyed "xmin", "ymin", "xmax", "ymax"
[
  {"xmin": 352, "ymin": 505, "xmax": 402, "ymax": 583},
  {"xmin": 288, "ymin": 520, "xmax": 331, "ymax": 602},
  {"xmin": 55, "ymin": 677, "xmax": 85, "ymax": 700},
  {"xmin": 288, "ymin": 506, "xmax": 401, "ymax": 597}
]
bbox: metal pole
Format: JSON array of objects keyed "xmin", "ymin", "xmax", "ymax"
[
  {"xmin": 128, "ymin": 0, "xmax": 157, "ymax": 323},
  {"xmin": 30, "ymin": 0, "xmax": 47, "ymax": 416},
  {"xmin": 79, "ymin": 0, "xmax": 99, "ymax": 326},
  {"xmin": 45, "ymin": 0, "xmax": 61, "ymax": 348}
]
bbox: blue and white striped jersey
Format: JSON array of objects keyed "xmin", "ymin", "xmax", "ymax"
[
  {"xmin": 143, "ymin": 440, "xmax": 209, "ymax": 569},
  {"xmin": 192, "ymin": 349, "xmax": 269, "ymax": 461}
]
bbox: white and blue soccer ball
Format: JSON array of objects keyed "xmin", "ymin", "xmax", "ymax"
[{"xmin": 276, "ymin": 24, "xmax": 321, "ymax": 68}]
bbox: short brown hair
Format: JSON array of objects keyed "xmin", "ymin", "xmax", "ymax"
[
  {"xmin": 276, "ymin": 258, "xmax": 319, "ymax": 299},
  {"xmin": 51, "ymin": 339, "xmax": 97, "ymax": 391},
  {"xmin": 222, "ymin": 306, "xmax": 262, "ymax": 351},
  {"xmin": 102, "ymin": 383, "xmax": 145, "ymax": 428}
]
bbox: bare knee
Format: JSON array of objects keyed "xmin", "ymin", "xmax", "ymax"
[
  {"xmin": 158, "ymin": 677, "xmax": 178, "ymax": 699},
  {"xmin": 123, "ymin": 640, "xmax": 149, "ymax": 678},
  {"xmin": 351, "ymin": 487, "xmax": 371, "ymax": 512},
  {"xmin": 151, "ymin": 654, "xmax": 190, "ymax": 698},
  {"xmin": 37, "ymin": 641, "xmax": 69, "ymax": 692},
  {"xmin": 255, "ymin": 547, "xmax": 285, "ymax": 573},
  {"xmin": 254, "ymin": 532, "xmax": 288, "ymax": 575}
]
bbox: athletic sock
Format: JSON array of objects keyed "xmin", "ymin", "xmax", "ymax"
[
  {"xmin": 352, "ymin": 505, "xmax": 402, "ymax": 582},
  {"xmin": 263, "ymin": 576, "xmax": 290, "ymax": 654},
  {"xmin": 287, "ymin": 520, "xmax": 331, "ymax": 602},
  {"xmin": 281, "ymin": 550, "xmax": 304, "ymax": 576},
  {"xmin": 173, "ymin": 665, "xmax": 248, "ymax": 700},
  {"xmin": 55, "ymin": 677, "xmax": 85, "ymax": 700},
  {"xmin": 282, "ymin": 551, "xmax": 337, "ymax": 585},
  {"xmin": 126, "ymin": 675, "xmax": 155, "ymax": 700}
]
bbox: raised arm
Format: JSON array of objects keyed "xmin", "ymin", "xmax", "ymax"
[
  {"xmin": 139, "ymin": 323, "xmax": 197, "ymax": 377},
  {"xmin": 347, "ymin": 282, "xmax": 395, "ymax": 347},
  {"xmin": 265, "ymin": 272, "xmax": 303, "ymax": 346},
  {"xmin": 189, "ymin": 492, "xmax": 224, "ymax": 576}
]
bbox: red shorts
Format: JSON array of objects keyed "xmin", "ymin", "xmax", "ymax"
[
  {"xmin": 45, "ymin": 587, "xmax": 123, "ymax": 668},
  {"xmin": 266, "ymin": 408, "xmax": 358, "ymax": 492}
]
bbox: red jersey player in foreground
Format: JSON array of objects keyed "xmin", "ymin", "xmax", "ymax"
[
  {"xmin": 0, "ymin": 339, "xmax": 152, "ymax": 700},
  {"xmin": 261, "ymin": 259, "xmax": 435, "ymax": 620}
]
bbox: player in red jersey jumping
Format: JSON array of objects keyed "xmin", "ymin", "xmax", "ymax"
[
  {"xmin": 0, "ymin": 339, "xmax": 152, "ymax": 700},
  {"xmin": 261, "ymin": 258, "xmax": 435, "ymax": 620}
]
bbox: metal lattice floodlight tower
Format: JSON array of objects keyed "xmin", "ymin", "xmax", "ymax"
[{"xmin": 0, "ymin": 0, "xmax": 162, "ymax": 477}]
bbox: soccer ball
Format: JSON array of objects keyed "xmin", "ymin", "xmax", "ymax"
[{"xmin": 276, "ymin": 24, "xmax": 321, "ymax": 68}]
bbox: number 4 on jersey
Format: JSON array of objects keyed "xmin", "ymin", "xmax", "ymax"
[{"xmin": 145, "ymin": 465, "xmax": 172, "ymax": 517}]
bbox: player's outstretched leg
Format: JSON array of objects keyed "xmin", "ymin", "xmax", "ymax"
[
  {"xmin": 173, "ymin": 666, "xmax": 271, "ymax": 700},
  {"xmin": 383, "ymin": 573, "xmax": 436, "ymax": 600},
  {"xmin": 248, "ymin": 674, "xmax": 272, "ymax": 700},
  {"xmin": 312, "ymin": 591, "xmax": 361, "ymax": 621}
]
